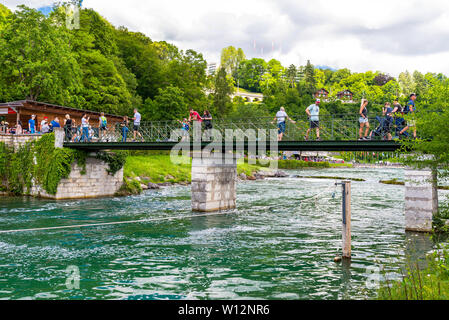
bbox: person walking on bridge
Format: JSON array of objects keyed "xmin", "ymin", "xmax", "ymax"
[
  {"xmin": 359, "ymin": 99, "xmax": 370, "ymax": 141},
  {"xmin": 272, "ymin": 107, "xmax": 296, "ymax": 141},
  {"xmin": 400, "ymin": 93, "xmax": 417, "ymax": 139},
  {"xmin": 305, "ymin": 99, "xmax": 321, "ymax": 141},
  {"xmin": 80, "ymin": 114, "xmax": 91, "ymax": 142},
  {"xmin": 98, "ymin": 112, "xmax": 108, "ymax": 141},
  {"xmin": 132, "ymin": 108, "xmax": 144, "ymax": 142}
]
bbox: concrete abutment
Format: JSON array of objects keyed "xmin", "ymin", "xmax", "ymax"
[{"xmin": 191, "ymin": 153, "xmax": 237, "ymax": 212}]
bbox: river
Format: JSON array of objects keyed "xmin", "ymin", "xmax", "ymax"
[{"xmin": 0, "ymin": 167, "xmax": 447, "ymax": 300}]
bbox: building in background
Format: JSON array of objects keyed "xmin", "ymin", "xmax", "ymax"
[
  {"xmin": 314, "ymin": 88, "xmax": 329, "ymax": 102},
  {"xmin": 0, "ymin": 100, "xmax": 124, "ymax": 133},
  {"xmin": 206, "ymin": 63, "xmax": 218, "ymax": 76},
  {"xmin": 336, "ymin": 90, "xmax": 354, "ymax": 103}
]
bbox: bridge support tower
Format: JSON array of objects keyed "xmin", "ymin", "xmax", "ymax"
[
  {"xmin": 191, "ymin": 153, "xmax": 237, "ymax": 212},
  {"xmin": 405, "ymin": 167, "xmax": 438, "ymax": 232}
]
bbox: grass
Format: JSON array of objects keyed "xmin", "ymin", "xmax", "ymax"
[
  {"xmin": 124, "ymin": 154, "xmax": 191, "ymax": 184},
  {"xmin": 123, "ymin": 155, "xmax": 355, "ymax": 190},
  {"xmin": 378, "ymin": 245, "xmax": 449, "ymax": 300},
  {"xmin": 379, "ymin": 179, "xmax": 449, "ymax": 190},
  {"xmin": 124, "ymin": 154, "xmax": 268, "ymax": 184}
]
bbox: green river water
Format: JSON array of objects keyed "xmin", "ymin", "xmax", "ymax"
[{"xmin": 0, "ymin": 167, "xmax": 447, "ymax": 300}]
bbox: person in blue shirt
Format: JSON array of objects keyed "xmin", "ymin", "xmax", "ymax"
[
  {"xmin": 400, "ymin": 93, "xmax": 417, "ymax": 139},
  {"xmin": 50, "ymin": 117, "xmax": 61, "ymax": 131},
  {"xmin": 28, "ymin": 115, "xmax": 36, "ymax": 134}
]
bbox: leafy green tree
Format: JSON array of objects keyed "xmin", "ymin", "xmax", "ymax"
[
  {"xmin": 0, "ymin": 6, "xmax": 82, "ymax": 104},
  {"xmin": 142, "ymin": 85, "xmax": 188, "ymax": 121},
  {"xmin": 303, "ymin": 60, "xmax": 316, "ymax": 95},
  {"xmin": 213, "ymin": 68, "xmax": 234, "ymax": 115},
  {"xmin": 236, "ymin": 58, "xmax": 267, "ymax": 93},
  {"xmin": 220, "ymin": 46, "xmax": 245, "ymax": 77},
  {"xmin": 0, "ymin": 3, "xmax": 11, "ymax": 30},
  {"xmin": 398, "ymin": 71, "xmax": 416, "ymax": 96},
  {"xmin": 286, "ymin": 64, "xmax": 298, "ymax": 88}
]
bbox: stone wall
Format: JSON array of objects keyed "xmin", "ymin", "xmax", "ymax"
[
  {"xmin": 0, "ymin": 134, "xmax": 42, "ymax": 151},
  {"xmin": 30, "ymin": 156, "xmax": 123, "ymax": 200},
  {"xmin": 404, "ymin": 168, "xmax": 438, "ymax": 232},
  {"xmin": 191, "ymin": 154, "xmax": 237, "ymax": 212}
]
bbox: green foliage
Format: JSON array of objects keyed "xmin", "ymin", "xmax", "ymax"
[
  {"xmin": 43, "ymin": 148, "xmax": 77, "ymax": 195},
  {"xmin": 8, "ymin": 142, "xmax": 34, "ymax": 195},
  {"xmin": 1, "ymin": 133, "xmax": 90, "ymax": 195},
  {"xmin": 0, "ymin": 142, "xmax": 10, "ymax": 181},
  {"xmin": 143, "ymin": 85, "xmax": 188, "ymax": 121},
  {"xmin": 220, "ymin": 46, "xmax": 245, "ymax": 77},
  {"xmin": 0, "ymin": 3, "xmax": 11, "ymax": 30},
  {"xmin": 116, "ymin": 178, "xmax": 142, "ymax": 196},
  {"xmin": 378, "ymin": 245, "xmax": 449, "ymax": 300},
  {"xmin": 0, "ymin": 5, "xmax": 82, "ymax": 103},
  {"xmin": 96, "ymin": 151, "xmax": 128, "ymax": 175},
  {"xmin": 212, "ymin": 68, "xmax": 234, "ymax": 115}
]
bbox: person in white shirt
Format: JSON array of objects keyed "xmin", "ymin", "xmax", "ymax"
[
  {"xmin": 81, "ymin": 114, "xmax": 91, "ymax": 142},
  {"xmin": 271, "ymin": 107, "xmax": 296, "ymax": 141},
  {"xmin": 40, "ymin": 117, "xmax": 50, "ymax": 134},
  {"xmin": 305, "ymin": 99, "xmax": 321, "ymax": 141},
  {"xmin": 131, "ymin": 108, "xmax": 144, "ymax": 142}
]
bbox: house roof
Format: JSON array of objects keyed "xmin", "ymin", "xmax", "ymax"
[
  {"xmin": 337, "ymin": 90, "xmax": 353, "ymax": 95},
  {"xmin": 0, "ymin": 100, "xmax": 124, "ymax": 119}
]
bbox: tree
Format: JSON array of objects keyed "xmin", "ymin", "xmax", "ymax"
[
  {"xmin": 0, "ymin": 6, "xmax": 82, "ymax": 104},
  {"xmin": 220, "ymin": 46, "xmax": 245, "ymax": 77},
  {"xmin": 373, "ymin": 73, "xmax": 395, "ymax": 86},
  {"xmin": 303, "ymin": 60, "xmax": 317, "ymax": 95},
  {"xmin": 0, "ymin": 3, "xmax": 11, "ymax": 30},
  {"xmin": 142, "ymin": 85, "xmax": 188, "ymax": 121},
  {"xmin": 236, "ymin": 58, "xmax": 267, "ymax": 93},
  {"xmin": 398, "ymin": 71, "xmax": 416, "ymax": 96},
  {"xmin": 213, "ymin": 68, "xmax": 233, "ymax": 115},
  {"xmin": 286, "ymin": 65, "xmax": 298, "ymax": 88}
]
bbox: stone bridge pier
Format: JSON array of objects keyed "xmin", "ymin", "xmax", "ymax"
[
  {"xmin": 405, "ymin": 167, "xmax": 438, "ymax": 232},
  {"xmin": 191, "ymin": 153, "xmax": 237, "ymax": 212}
]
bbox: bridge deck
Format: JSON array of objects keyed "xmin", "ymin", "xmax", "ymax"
[{"xmin": 64, "ymin": 140, "xmax": 402, "ymax": 152}]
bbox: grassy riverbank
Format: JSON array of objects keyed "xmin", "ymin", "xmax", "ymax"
[
  {"xmin": 122, "ymin": 152, "xmax": 266, "ymax": 184},
  {"xmin": 378, "ymin": 245, "xmax": 449, "ymax": 300},
  {"xmin": 120, "ymin": 154, "xmax": 352, "ymax": 194}
]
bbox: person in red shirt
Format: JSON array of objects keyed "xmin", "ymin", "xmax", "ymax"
[
  {"xmin": 189, "ymin": 108, "xmax": 203, "ymax": 141},
  {"xmin": 189, "ymin": 109, "xmax": 203, "ymax": 122}
]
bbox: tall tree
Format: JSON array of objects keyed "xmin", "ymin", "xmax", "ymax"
[
  {"xmin": 220, "ymin": 46, "xmax": 245, "ymax": 77},
  {"xmin": 303, "ymin": 60, "xmax": 317, "ymax": 95},
  {"xmin": 0, "ymin": 6, "xmax": 82, "ymax": 104},
  {"xmin": 213, "ymin": 68, "xmax": 234, "ymax": 115}
]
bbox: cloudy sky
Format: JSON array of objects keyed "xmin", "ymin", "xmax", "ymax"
[{"xmin": 3, "ymin": 0, "xmax": 449, "ymax": 76}]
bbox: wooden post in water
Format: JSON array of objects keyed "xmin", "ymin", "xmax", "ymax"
[{"xmin": 341, "ymin": 181, "xmax": 351, "ymax": 259}]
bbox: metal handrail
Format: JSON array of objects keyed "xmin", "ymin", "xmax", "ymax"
[{"xmin": 59, "ymin": 112, "xmax": 418, "ymax": 143}]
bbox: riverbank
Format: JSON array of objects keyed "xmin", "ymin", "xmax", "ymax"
[{"xmin": 120, "ymin": 154, "xmax": 352, "ymax": 195}]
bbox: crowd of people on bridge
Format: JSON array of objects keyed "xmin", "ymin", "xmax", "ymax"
[
  {"xmin": 272, "ymin": 93, "xmax": 418, "ymax": 142},
  {"xmin": 1, "ymin": 93, "xmax": 418, "ymax": 143}
]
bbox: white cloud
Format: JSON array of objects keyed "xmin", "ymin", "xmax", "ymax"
[{"xmin": 2, "ymin": 0, "xmax": 449, "ymax": 76}]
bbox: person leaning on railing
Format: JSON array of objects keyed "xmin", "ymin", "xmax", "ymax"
[{"xmin": 272, "ymin": 106, "xmax": 295, "ymax": 142}]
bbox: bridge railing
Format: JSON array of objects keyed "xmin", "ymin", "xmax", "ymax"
[{"xmin": 64, "ymin": 113, "xmax": 407, "ymax": 143}]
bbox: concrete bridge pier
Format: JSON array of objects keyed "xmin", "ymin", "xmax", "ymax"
[
  {"xmin": 405, "ymin": 167, "xmax": 438, "ymax": 232},
  {"xmin": 191, "ymin": 153, "xmax": 237, "ymax": 212}
]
